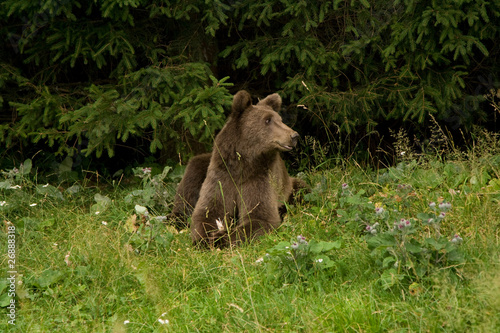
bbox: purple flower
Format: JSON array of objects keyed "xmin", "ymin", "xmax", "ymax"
[
  {"xmin": 429, "ymin": 202, "xmax": 436, "ymax": 209},
  {"xmin": 451, "ymin": 234, "xmax": 463, "ymax": 244},
  {"xmin": 375, "ymin": 207, "xmax": 384, "ymax": 215},
  {"xmin": 297, "ymin": 235, "xmax": 308, "ymax": 245},
  {"xmin": 439, "ymin": 202, "xmax": 452, "ymax": 211},
  {"xmin": 342, "ymin": 183, "xmax": 349, "ymax": 190},
  {"xmin": 396, "ymin": 219, "xmax": 411, "ymax": 230}
]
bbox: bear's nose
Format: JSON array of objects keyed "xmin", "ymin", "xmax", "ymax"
[{"xmin": 291, "ymin": 132, "xmax": 299, "ymax": 146}]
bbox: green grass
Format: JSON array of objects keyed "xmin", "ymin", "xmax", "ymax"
[{"xmin": 1, "ymin": 154, "xmax": 500, "ymax": 332}]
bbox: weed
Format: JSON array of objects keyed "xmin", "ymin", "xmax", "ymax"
[{"xmin": 260, "ymin": 235, "xmax": 341, "ymax": 284}]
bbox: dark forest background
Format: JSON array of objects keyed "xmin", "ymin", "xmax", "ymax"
[{"xmin": 1, "ymin": 0, "xmax": 499, "ymax": 173}]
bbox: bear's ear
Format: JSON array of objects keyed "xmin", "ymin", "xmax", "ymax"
[
  {"xmin": 232, "ymin": 90, "xmax": 252, "ymax": 117},
  {"xmin": 257, "ymin": 93, "xmax": 282, "ymax": 112}
]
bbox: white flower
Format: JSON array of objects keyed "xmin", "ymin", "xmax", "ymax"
[
  {"xmin": 142, "ymin": 167, "xmax": 152, "ymax": 174},
  {"xmin": 0, "ymin": 201, "xmax": 7, "ymax": 206},
  {"xmin": 315, "ymin": 258, "xmax": 323, "ymax": 263},
  {"xmin": 95, "ymin": 211, "xmax": 100, "ymax": 215},
  {"xmin": 215, "ymin": 218, "xmax": 224, "ymax": 231},
  {"xmin": 255, "ymin": 257, "xmax": 264, "ymax": 264},
  {"xmin": 158, "ymin": 312, "xmax": 170, "ymax": 324},
  {"xmin": 123, "ymin": 320, "xmax": 130, "ymax": 325},
  {"xmin": 30, "ymin": 203, "xmax": 37, "ymax": 207},
  {"xmin": 42, "ymin": 183, "xmax": 50, "ymax": 188},
  {"xmin": 101, "ymin": 221, "xmax": 108, "ymax": 225},
  {"xmin": 10, "ymin": 185, "xmax": 21, "ymax": 189}
]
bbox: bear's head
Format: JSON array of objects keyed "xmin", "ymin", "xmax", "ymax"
[{"xmin": 229, "ymin": 90, "xmax": 300, "ymax": 156}]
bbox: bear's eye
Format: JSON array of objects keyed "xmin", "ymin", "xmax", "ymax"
[{"xmin": 265, "ymin": 118, "xmax": 272, "ymax": 125}]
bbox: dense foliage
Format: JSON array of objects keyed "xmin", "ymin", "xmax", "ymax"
[{"xmin": 1, "ymin": 0, "xmax": 499, "ymax": 165}]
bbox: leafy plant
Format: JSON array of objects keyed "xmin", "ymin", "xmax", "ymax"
[
  {"xmin": 123, "ymin": 165, "xmax": 183, "ymax": 214},
  {"xmin": 366, "ymin": 201, "xmax": 465, "ymax": 289},
  {"xmin": 261, "ymin": 235, "xmax": 341, "ymax": 284},
  {"xmin": 123, "ymin": 205, "xmax": 174, "ymax": 254}
]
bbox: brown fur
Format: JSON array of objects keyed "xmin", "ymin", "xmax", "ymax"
[
  {"xmin": 170, "ymin": 152, "xmax": 211, "ymax": 229},
  {"xmin": 183, "ymin": 90, "xmax": 307, "ymax": 247}
]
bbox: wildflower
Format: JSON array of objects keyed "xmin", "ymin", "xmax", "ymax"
[
  {"xmin": 396, "ymin": 219, "xmax": 411, "ymax": 230},
  {"xmin": 315, "ymin": 258, "xmax": 323, "ymax": 263},
  {"xmin": 365, "ymin": 224, "xmax": 378, "ymax": 234},
  {"xmin": 158, "ymin": 312, "xmax": 169, "ymax": 324},
  {"xmin": 42, "ymin": 183, "xmax": 50, "ymax": 188},
  {"xmin": 0, "ymin": 201, "xmax": 6, "ymax": 206},
  {"xmin": 429, "ymin": 202, "xmax": 436, "ymax": 209},
  {"xmin": 123, "ymin": 320, "xmax": 130, "ymax": 325},
  {"xmin": 297, "ymin": 235, "xmax": 308, "ymax": 245},
  {"xmin": 341, "ymin": 183, "xmax": 349, "ymax": 190},
  {"xmin": 10, "ymin": 185, "xmax": 21, "ymax": 189},
  {"xmin": 397, "ymin": 184, "xmax": 408, "ymax": 190},
  {"xmin": 101, "ymin": 221, "xmax": 108, "ymax": 226},
  {"xmin": 95, "ymin": 211, "xmax": 100, "ymax": 215},
  {"xmin": 451, "ymin": 234, "xmax": 463, "ymax": 244},
  {"xmin": 142, "ymin": 167, "xmax": 152, "ymax": 174},
  {"xmin": 375, "ymin": 207, "xmax": 384, "ymax": 215},
  {"xmin": 255, "ymin": 257, "xmax": 264, "ymax": 264},
  {"xmin": 215, "ymin": 218, "xmax": 224, "ymax": 231},
  {"xmin": 291, "ymin": 242, "xmax": 299, "ymax": 250},
  {"xmin": 439, "ymin": 202, "xmax": 452, "ymax": 211},
  {"xmin": 427, "ymin": 218, "xmax": 434, "ymax": 224},
  {"xmin": 29, "ymin": 203, "xmax": 37, "ymax": 207},
  {"xmin": 154, "ymin": 216, "xmax": 167, "ymax": 222},
  {"xmin": 438, "ymin": 212, "xmax": 446, "ymax": 220}
]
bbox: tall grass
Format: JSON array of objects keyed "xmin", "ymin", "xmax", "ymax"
[{"xmin": 1, "ymin": 130, "xmax": 500, "ymax": 332}]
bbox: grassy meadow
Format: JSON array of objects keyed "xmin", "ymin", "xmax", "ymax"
[{"xmin": 1, "ymin": 133, "xmax": 500, "ymax": 332}]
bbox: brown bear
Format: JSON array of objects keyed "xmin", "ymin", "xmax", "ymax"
[{"xmin": 172, "ymin": 90, "xmax": 307, "ymax": 247}]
